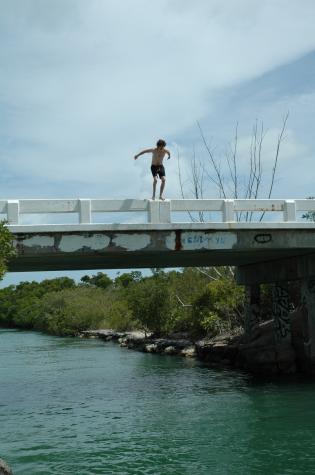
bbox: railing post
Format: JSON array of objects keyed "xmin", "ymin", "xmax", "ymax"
[
  {"xmin": 159, "ymin": 200, "xmax": 171, "ymax": 223},
  {"xmin": 283, "ymin": 200, "xmax": 296, "ymax": 222},
  {"xmin": 79, "ymin": 199, "xmax": 91, "ymax": 224},
  {"xmin": 222, "ymin": 199, "xmax": 235, "ymax": 222},
  {"xmin": 7, "ymin": 200, "xmax": 19, "ymax": 224},
  {"xmin": 148, "ymin": 200, "xmax": 160, "ymax": 223}
]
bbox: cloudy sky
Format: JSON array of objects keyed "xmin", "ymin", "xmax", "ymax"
[{"xmin": 1, "ymin": 0, "xmax": 315, "ymax": 285}]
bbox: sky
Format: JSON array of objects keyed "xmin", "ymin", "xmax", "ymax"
[{"xmin": 1, "ymin": 0, "xmax": 315, "ymax": 286}]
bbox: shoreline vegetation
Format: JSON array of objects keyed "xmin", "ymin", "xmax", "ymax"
[
  {"xmin": 0, "ymin": 269, "xmax": 247, "ymax": 338},
  {"xmin": 0, "ymin": 269, "xmax": 311, "ymax": 376}
]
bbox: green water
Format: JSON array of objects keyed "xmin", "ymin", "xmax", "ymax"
[{"xmin": 1, "ymin": 330, "xmax": 315, "ymax": 474}]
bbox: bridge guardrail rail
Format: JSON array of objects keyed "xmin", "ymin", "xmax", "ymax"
[{"xmin": 1, "ymin": 198, "xmax": 315, "ymax": 226}]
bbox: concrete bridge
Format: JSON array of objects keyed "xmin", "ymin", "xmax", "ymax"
[
  {"xmin": 2, "ymin": 197, "xmax": 315, "ymax": 271},
  {"xmin": 3, "ymin": 197, "xmax": 315, "ymax": 369}
]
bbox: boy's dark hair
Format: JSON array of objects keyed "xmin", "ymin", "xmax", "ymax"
[{"xmin": 156, "ymin": 139, "xmax": 166, "ymax": 148}]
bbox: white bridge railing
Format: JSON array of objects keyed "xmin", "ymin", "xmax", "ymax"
[{"xmin": 1, "ymin": 199, "xmax": 315, "ymax": 226}]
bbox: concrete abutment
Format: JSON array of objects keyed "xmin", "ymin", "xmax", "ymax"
[{"xmin": 237, "ymin": 257, "xmax": 315, "ymax": 374}]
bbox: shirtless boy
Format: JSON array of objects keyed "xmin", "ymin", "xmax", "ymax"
[{"xmin": 134, "ymin": 139, "xmax": 170, "ymax": 200}]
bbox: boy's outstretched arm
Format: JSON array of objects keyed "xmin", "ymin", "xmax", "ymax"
[
  {"xmin": 166, "ymin": 149, "xmax": 171, "ymax": 159},
  {"xmin": 134, "ymin": 148, "xmax": 154, "ymax": 160}
]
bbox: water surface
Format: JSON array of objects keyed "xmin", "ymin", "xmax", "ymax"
[{"xmin": 1, "ymin": 329, "xmax": 315, "ymax": 474}]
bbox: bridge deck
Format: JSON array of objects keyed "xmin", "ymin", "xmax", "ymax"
[
  {"xmin": 8, "ymin": 223, "xmax": 315, "ymax": 272},
  {"xmin": 3, "ymin": 198, "xmax": 315, "ymax": 272}
]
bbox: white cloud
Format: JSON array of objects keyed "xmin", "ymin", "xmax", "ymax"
[
  {"xmin": 1, "ymin": 0, "xmax": 315, "ymax": 197},
  {"xmin": 175, "ymin": 119, "xmax": 313, "ymax": 200}
]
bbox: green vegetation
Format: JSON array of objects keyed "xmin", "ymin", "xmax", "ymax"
[
  {"xmin": 0, "ymin": 267, "xmax": 249, "ymax": 338},
  {"xmin": 302, "ymin": 197, "xmax": 315, "ymax": 222},
  {"xmin": 0, "ymin": 221, "xmax": 16, "ymax": 280}
]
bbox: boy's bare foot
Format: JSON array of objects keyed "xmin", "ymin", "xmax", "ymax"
[
  {"xmin": 159, "ymin": 196, "xmax": 165, "ymax": 201},
  {"xmin": 151, "ymin": 196, "xmax": 155, "ymax": 200}
]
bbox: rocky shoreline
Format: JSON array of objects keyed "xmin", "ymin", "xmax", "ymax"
[
  {"xmin": 78, "ymin": 325, "xmax": 279, "ymax": 375},
  {"xmin": 79, "ymin": 328, "xmax": 251, "ymax": 371},
  {"xmin": 0, "ymin": 458, "xmax": 12, "ymax": 475},
  {"xmin": 80, "ymin": 329, "xmax": 197, "ymax": 357},
  {"xmin": 80, "ymin": 310, "xmax": 315, "ymax": 377}
]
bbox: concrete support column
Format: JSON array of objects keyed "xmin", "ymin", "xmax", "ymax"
[
  {"xmin": 222, "ymin": 199, "xmax": 235, "ymax": 222},
  {"xmin": 283, "ymin": 200, "xmax": 296, "ymax": 222},
  {"xmin": 7, "ymin": 200, "xmax": 19, "ymax": 225},
  {"xmin": 79, "ymin": 199, "xmax": 91, "ymax": 224},
  {"xmin": 148, "ymin": 200, "xmax": 159, "ymax": 223},
  {"xmin": 301, "ymin": 278, "xmax": 315, "ymax": 362},
  {"xmin": 272, "ymin": 282, "xmax": 291, "ymax": 345},
  {"xmin": 244, "ymin": 284, "xmax": 260, "ymax": 336},
  {"xmin": 159, "ymin": 200, "xmax": 171, "ymax": 223}
]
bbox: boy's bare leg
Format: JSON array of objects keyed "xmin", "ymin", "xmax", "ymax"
[
  {"xmin": 159, "ymin": 177, "xmax": 166, "ymax": 200},
  {"xmin": 152, "ymin": 177, "xmax": 157, "ymax": 200}
]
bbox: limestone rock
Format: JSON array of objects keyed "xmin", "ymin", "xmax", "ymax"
[
  {"xmin": 164, "ymin": 346, "xmax": 177, "ymax": 355},
  {"xmin": 0, "ymin": 459, "xmax": 12, "ymax": 475},
  {"xmin": 145, "ymin": 343, "xmax": 158, "ymax": 353},
  {"xmin": 181, "ymin": 346, "xmax": 196, "ymax": 357}
]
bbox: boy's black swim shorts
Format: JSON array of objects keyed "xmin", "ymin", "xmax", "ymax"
[{"xmin": 151, "ymin": 165, "xmax": 165, "ymax": 178}]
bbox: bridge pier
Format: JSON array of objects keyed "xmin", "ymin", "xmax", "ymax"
[
  {"xmin": 301, "ymin": 278, "xmax": 315, "ymax": 360},
  {"xmin": 244, "ymin": 284, "xmax": 261, "ymax": 337},
  {"xmin": 238, "ymin": 280, "xmax": 297, "ymax": 374},
  {"xmin": 271, "ymin": 282, "xmax": 296, "ymax": 373},
  {"xmin": 237, "ymin": 257, "xmax": 315, "ymax": 373},
  {"xmin": 297, "ymin": 277, "xmax": 315, "ymax": 370},
  {"xmin": 272, "ymin": 283, "xmax": 292, "ymax": 346}
]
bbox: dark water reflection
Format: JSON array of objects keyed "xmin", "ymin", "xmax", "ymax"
[{"xmin": 1, "ymin": 329, "xmax": 315, "ymax": 474}]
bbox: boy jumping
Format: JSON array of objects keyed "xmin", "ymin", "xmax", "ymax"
[{"xmin": 134, "ymin": 139, "xmax": 170, "ymax": 200}]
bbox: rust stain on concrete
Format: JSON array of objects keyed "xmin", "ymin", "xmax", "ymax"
[{"xmin": 175, "ymin": 230, "xmax": 182, "ymax": 251}]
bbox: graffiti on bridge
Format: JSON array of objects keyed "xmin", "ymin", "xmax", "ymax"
[{"xmin": 273, "ymin": 284, "xmax": 291, "ymax": 344}]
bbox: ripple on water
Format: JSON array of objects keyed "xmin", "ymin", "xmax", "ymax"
[{"xmin": 1, "ymin": 331, "xmax": 315, "ymax": 474}]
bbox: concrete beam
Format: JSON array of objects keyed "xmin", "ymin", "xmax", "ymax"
[
  {"xmin": 236, "ymin": 253, "xmax": 315, "ymax": 285},
  {"xmin": 7, "ymin": 227, "xmax": 315, "ymax": 272}
]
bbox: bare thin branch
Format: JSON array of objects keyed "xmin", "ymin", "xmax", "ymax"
[
  {"xmin": 197, "ymin": 121, "xmax": 227, "ymax": 198},
  {"xmin": 259, "ymin": 111, "xmax": 289, "ymax": 221},
  {"xmin": 175, "ymin": 294, "xmax": 193, "ymax": 307},
  {"xmin": 177, "ymin": 148, "xmax": 196, "ymax": 222},
  {"xmin": 195, "ymin": 267, "xmax": 218, "ymax": 281}
]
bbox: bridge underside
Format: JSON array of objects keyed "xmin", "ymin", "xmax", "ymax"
[
  {"xmin": 7, "ymin": 227, "xmax": 315, "ymax": 276},
  {"xmin": 9, "ymin": 249, "xmax": 314, "ymax": 272}
]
